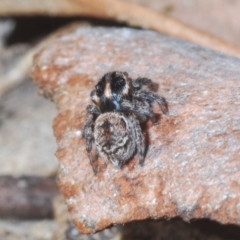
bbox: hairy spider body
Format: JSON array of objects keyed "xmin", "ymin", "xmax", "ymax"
[
  {"xmin": 82, "ymin": 71, "xmax": 168, "ymax": 173},
  {"xmin": 94, "ymin": 112, "xmax": 144, "ymax": 168}
]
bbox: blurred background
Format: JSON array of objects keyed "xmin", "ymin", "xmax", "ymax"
[{"xmin": 0, "ymin": 0, "xmax": 240, "ymax": 239}]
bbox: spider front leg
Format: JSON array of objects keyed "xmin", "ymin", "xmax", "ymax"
[
  {"xmin": 82, "ymin": 105, "xmax": 101, "ymax": 174},
  {"xmin": 132, "ymin": 77, "xmax": 158, "ymax": 91},
  {"xmin": 129, "ymin": 114, "xmax": 145, "ymax": 166},
  {"xmin": 135, "ymin": 90, "xmax": 168, "ymax": 115},
  {"xmin": 121, "ymin": 98, "xmax": 154, "ymax": 123}
]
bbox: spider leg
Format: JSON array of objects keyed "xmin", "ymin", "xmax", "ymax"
[
  {"xmin": 82, "ymin": 105, "xmax": 101, "ymax": 174},
  {"xmin": 108, "ymin": 154, "xmax": 124, "ymax": 169},
  {"xmin": 132, "ymin": 77, "xmax": 157, "ymax": 91},
  {"xmin": 154, "ymin": 94, "xmax": 168, "ymax": 115},
  {"xmin": 129, "ymin": 114, "xmax": 145, "ymax": 166},
  {"xmin": 121, "ymin": 99, "xmax": 154, "ymax": 122},
  {"xmin": 135, "ymin": 91, "xmax": 168, "ymax": 115}
]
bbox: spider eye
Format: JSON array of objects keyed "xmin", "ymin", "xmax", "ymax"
[
  {"xmin": 112, "ymin": 77, "xmax": 125, "ymax": 92},
  {"xmin": 95, "ymin": 84, "xmax": 104, "ymax": 97},
  {"xmin": 116, "ymin": 77, "xmax": 125, "ymax": 86}
]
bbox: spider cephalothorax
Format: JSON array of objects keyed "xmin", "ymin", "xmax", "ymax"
[
  {"xmin": 82, "ymin": 71, "xmax": 168, "ymax": 174},
  {"xmin": 90, "ymin": 71, "xmax": 132, "ymax": 112}
]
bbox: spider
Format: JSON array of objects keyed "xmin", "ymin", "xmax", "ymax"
[{"xmin": 82, "ymin": 71, "xmax": 168, "ymax": 174}]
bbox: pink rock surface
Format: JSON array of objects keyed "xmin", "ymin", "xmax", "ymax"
[{"xmin": 31, "ymin": 26, "xmax": 240, "ymax": 233}]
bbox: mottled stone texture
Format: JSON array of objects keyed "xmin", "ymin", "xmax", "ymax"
[{"xmin": 31, "ymin": 27, "xmax": 240, "ymax": 234}]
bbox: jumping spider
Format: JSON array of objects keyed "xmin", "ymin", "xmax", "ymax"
[{"xmin": 82, "ymin": 71, "xmax": 168, "ymax": 173}]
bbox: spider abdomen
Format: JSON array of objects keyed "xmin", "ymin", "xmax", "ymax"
[{"xmin": 94, "ymin": 112, "xmax": 136, "ymax": 168}]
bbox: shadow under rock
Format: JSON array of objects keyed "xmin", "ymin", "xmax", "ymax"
[
  {"xmin": 4, "ymin": 16, "xmax": 128, "ymax": 46},
  {"xmin": 65, "ymin": 218, "xmax": 240, "ymax": 240},
  {"xmin": 121, "ymin": 218, "xmax": 240, "ymax": 240}
]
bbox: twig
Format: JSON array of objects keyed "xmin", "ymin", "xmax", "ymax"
[{"xmin": 0, "ymin": 176, "xmax": 59, "ymax": 219}]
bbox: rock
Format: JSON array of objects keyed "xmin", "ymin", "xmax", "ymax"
[
  {"xmin": 0, "ymin": 79, "xmax": 58, "ymax": 177},
  {"xmin": 0, "ymin": 44, "xmax": 30, "ymax": 96},
  {"xmin": 31, "ymin": 26, "xmax": 240, "ymax": 233},
  {"xmin": 0, "ymin": 219, "xmax": 56, "ymax": 240},
  {"xmin": 52, "ymin": 195, "xmax": 122, "ymax": 239},
  {"xmin": 0, "ymin": 19, "xmax": 15, "ymax": 49},
  {"xmin": 52, "ymin": 195, "xmax": 240, "ymax": 240}
]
